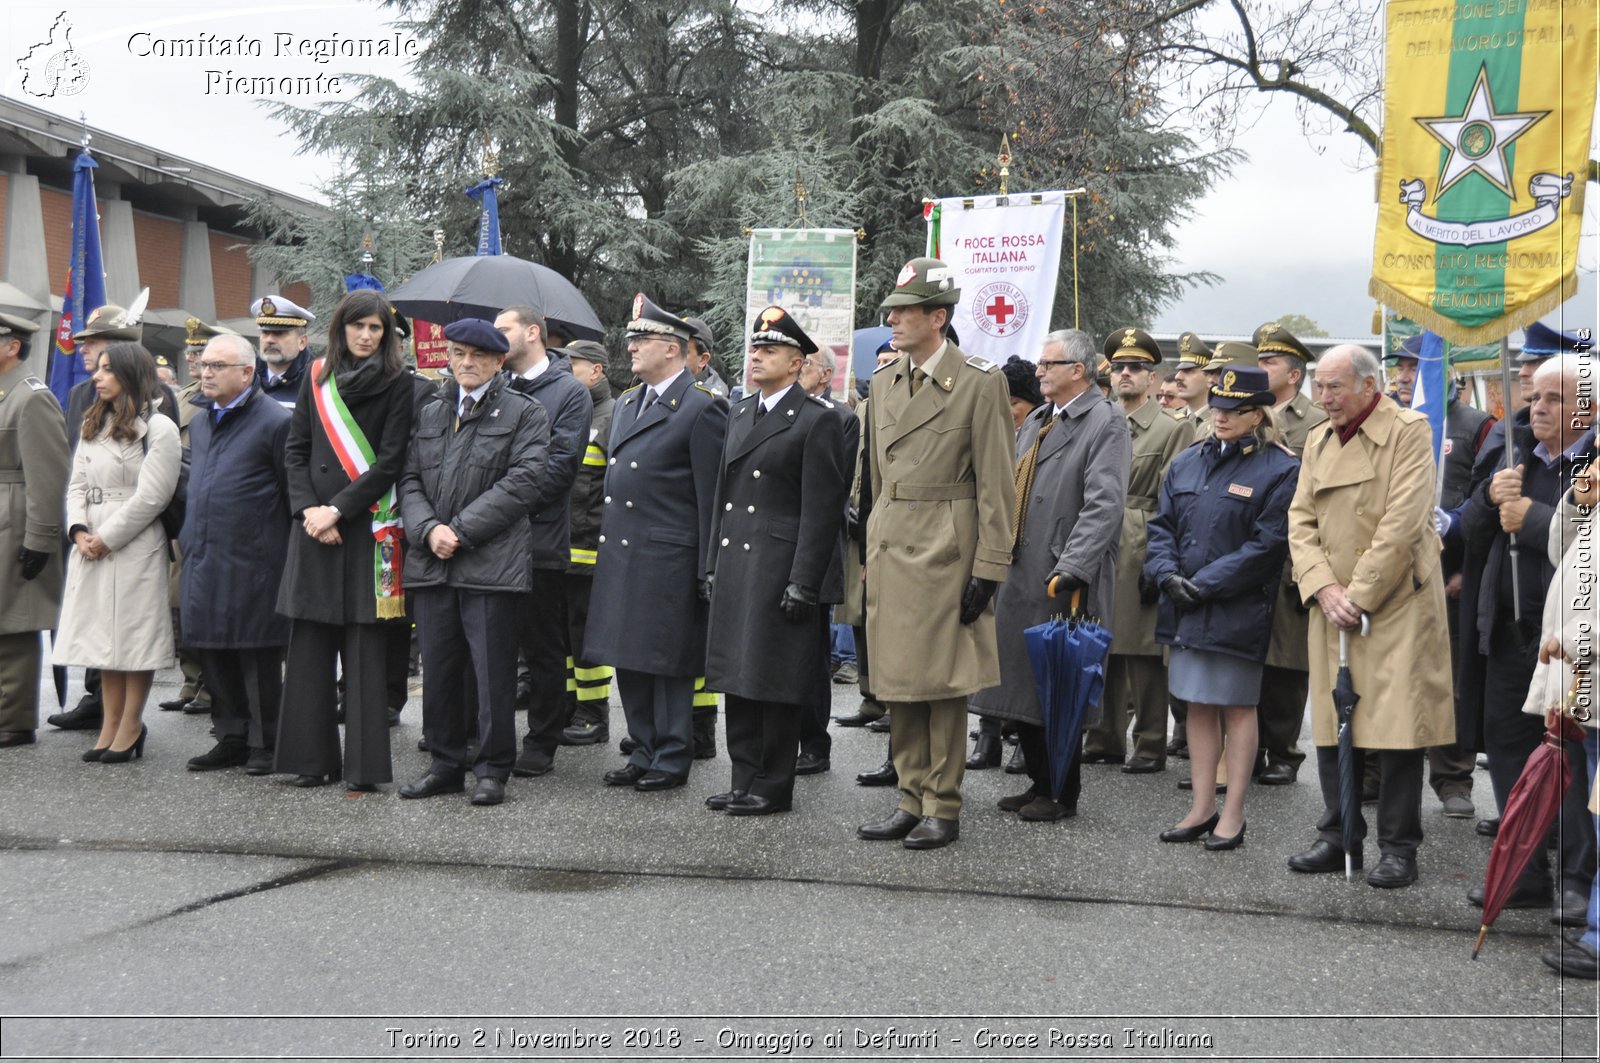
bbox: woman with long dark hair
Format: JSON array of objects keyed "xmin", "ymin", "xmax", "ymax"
[
  {"xmin": 56, "ymin": 343, "xmax": 181, "ymax": 763},
  {"xmin": 274, "ymin": 290, "xmax": 415, "ymax": 791}
]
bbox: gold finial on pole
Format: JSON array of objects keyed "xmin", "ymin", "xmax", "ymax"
[
  {"xmin": 794, "ymin": 167, "xmax": 809, "ymax": 229},
  {"xmin": 432, "ymin": 228, "xmax": 445, "ymax": 264},
  {"xmin": 996, "ymin": 134, "xmax": 1013, "ymax": 197},
  {"xmin": 481, "ymin": 131, "xmax": 498, "ymax": 178}
]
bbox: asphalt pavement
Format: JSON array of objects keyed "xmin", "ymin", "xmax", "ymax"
[{"xmin": 1, "ymin": 665, "xmax": 1596, "ymax": 1061}]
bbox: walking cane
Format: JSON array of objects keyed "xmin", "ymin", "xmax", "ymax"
[{"xmin": 1498, "ymin": 336, "xmax": 1521, "ymax": 621}]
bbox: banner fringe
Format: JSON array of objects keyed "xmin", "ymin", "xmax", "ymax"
[{"xmin": 1367, "ymin": 275, "xmax": 1577, "ymax": 347}]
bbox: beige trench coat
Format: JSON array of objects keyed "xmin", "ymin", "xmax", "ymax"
[
  {"xmin": 1288, "ymin": 396, "xmax": 1454, "ymax": 749},
  {"xmin": 55, "ymin": 413, "xmax": 180, "ymax": 671},
  {"xmin": 864, "ymin": 342, "xmax": 1015, "ymax": 701},
  {"xmin": 0, "ymin": 363, "xmax": 69, "ymax": 636},
  {"xmin": 1110, "ymin": 398, "xmax": 1192, "ymax": 656}
]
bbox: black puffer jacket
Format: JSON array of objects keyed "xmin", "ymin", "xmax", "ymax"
[{"xmin": 398, "ymin": 375, "xmax": 551, "ymax": 594}]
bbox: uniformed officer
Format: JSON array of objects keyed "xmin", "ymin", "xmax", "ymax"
[
  {"xmin": 584, "ymin": 295, "xmax": 730, "ymax": 791},
  {"xmin": 1171, "ymin": 332, "xmax": 1213, "ymax": 424},
  {"xmin": 557, "ymin": 340, "xmax": 618, "ymax": 746},
  {"xmin": 684, "ymin": 314, "xmax": 731, "ymax": 399},
  {"xmin": 1083, "ymin": 328, "xmax": 1193, "ymax": 773},
  {"xmin": 1251, "ymin": 321, "xmax": 1327, "ymax": 786},
  {"xmin": 0, "ymin": 313, "xmax": 68, "ymax": 748},
  {"xmin": 703, "ymin": 307, "xmax": 848, "ymax": 815},
  {"xmin": 253, "ymin": 295, "xmax": 315, "ymax": 410},
  {"xmin": 855, "ymin": 257, "xmax": 1016, "ymax": 850}
]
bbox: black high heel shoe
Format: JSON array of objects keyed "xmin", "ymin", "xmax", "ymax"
[
  {"xmin": 81, "ymin": 746, "xmax": 110, "ymax": 763},
  {"xmin": 1204, "ymin": 821, "xmax": 1247, "ymax": 850},
  {"xmin": 1159, "ymin": 812, "xmax": 1220, "ymax": 843},
  {"xmin": 287, "ymin": 773, "xmax": 335, "ymax": 788},
  {"xmin": 99, "ymin": 725, "xmax": 148, "ymax": 764}
]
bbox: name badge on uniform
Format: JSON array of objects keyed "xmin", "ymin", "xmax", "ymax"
[{"xmin": 1227, "ymin": 483, "xmax": 1254, "ymax": 498}]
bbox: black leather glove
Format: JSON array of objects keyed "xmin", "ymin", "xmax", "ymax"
[
  {"xmin": 1138, "ymin": 570, "xmax": 1160, "ymax": 605},
  {"xmin": 845, "ymin": 506, "xmax": 864, "ymax": 544},
  {"xmin": 779, "ymin": 582, "xmax": 819, "ymax": 623},
  {"xmin": 1162, "ymin": 574, "xmax": 1202, "ymax": 611},
  {"xmin": 959, "ymin": 577, "xmax": 998, "ymax": 625},
  {"xmin": 1046, "ymin": 571, "xmax": 1085, "ymax": 597},
  {"xmin": 18, "ymin": 547, "xmax": 48, "ymax": 581},
  {"xmin": 698, "ymin": 578, "xmax": 713, "ymax": 603}
]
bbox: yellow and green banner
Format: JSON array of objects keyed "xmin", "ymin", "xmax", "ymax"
[{"xmin": 1370, "ymin": 0, "xmax": 1596, "ymax": 344}]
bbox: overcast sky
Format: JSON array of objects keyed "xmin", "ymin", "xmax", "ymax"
[{"xmin": 4, "ymin": 0, "xmax": 1595, "ymax": 338}]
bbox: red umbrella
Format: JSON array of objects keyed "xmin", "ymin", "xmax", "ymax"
[{"xmin": 1472, "ymin": 703, "xmax": 1587, "ymax": 959}]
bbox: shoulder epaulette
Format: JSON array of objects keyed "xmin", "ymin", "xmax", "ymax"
[
  {"xmin": 619, "ymin": 384, "xmax": 643, "ymax": 399},
  {"xmin": 1273, "ymin": 440, "xmax": 1296, "ymax": 456},
  {"xmin": 25, "ymin": 376, "xmax": 48, "ymax": 391},
  {"xmin": 808, "ymin": 395, "xmax": 835, "ymax": 409},
  {"xmin": 873, "ymin": 358, "xmax": 900, "ymax": 375},
  {"xmin": 966, "ymin": 355, "xmax": 998, "ymax": 373}
]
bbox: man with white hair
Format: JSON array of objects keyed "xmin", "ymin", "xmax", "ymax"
[
  {"xmin": 1286, "ymin": 345, "xmax": 1454, "ymax": 889},
  {"xmin": 1455, "ymin": 353, "xmax": 1597, "ymax": 923}
]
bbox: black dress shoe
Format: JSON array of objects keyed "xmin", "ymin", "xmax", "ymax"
[
  {"xmin": 399, "ymin": 772, "xmax": 465, "ymax": 799},
  {"xmin": 182, "ymin": 698, "xmax": 213, "ymax": 715},
  {"xmin": 158, "ymin": 697, "xmax": 190, "ymax": 712},
  {"xmin": 1121, "ymin": 756, "xmax": 1164, "ymax": 774},
  {"xmin": 0, "ymin": 730, "xmax": 37, "ymax": 748},
  {"xmin": 1165, "ymin": 733, "xmax": 1188, "ymax": 758},
  {"xmin": 1554, "ymin": 888, "xmax": 1590, "ymax": 928},
  {"xmin": 1017, "ymin": 796, "xmax": 1074, "ymax": 822},
  {"xmin": 856, "ymin": 760, "xmax": 898, "ymax": 786},
  {"xmin": 727, "ymin": 794, "xmax": 790, "ymax": 816},
  {"xmin": 998, "ymin": 786, "xmax": 1039, "ymax": 812},
  {"xmin": 1159, "ymin": 813, "xmax": 1220, "ymax": 843},
  {"xmin": 705, "ymin": 789, "xmax": 746, "ymax": 810},
  {"xmin": 1476, "ymin": 817, "xmax": 1500, "ymax": 837},
  {"xmin": 471, "ymin": 777, "xmax": 506, "ymax": 806},
  {"xmin": 1366, "ymin": 853, "xmax": 1418, "ymax": 889},
  {"xmin": 1288, "ymin": 839, "xmax": 1361, "ymax": 874},
  {"xmin": 619, "ymin": 736, "xmax": 639, "ymax": 755},
  {"xmin": 604, "ymin": 764, "xmax": 647, "ymax": 786},
  {"xmin": 865, "ymin": 715, "xmax": 892, "ymax": 733},
  {"xmin": 46, "ymin": 700, "xmax": 102, "ymax": 731},
  {"xmin": 1204, "ymin": 821, "xmax": 1246, "ymax": 851},
  {"xmin": 345, "ymin": 782, "xmax": 378, "ymax": 793},
  {"xmin": 387, "ymin": 707, "xmax": 402, "ymax": 727},
  {"xmin": 560, "ymin": 721, "xmax": 610, "ymax": 746},
  {"xmin": 286, "ymin": 773, "xmax": 335, "ymax": 788},
  {"xmin": 903, "ymin": 816, "xmax": 959, "ymax": 849},
  {"xmin": 244, "ymin": 749, "xmax": 274, "ymax": 775},
  {"xmin": 1080, "ymin": 751, "xmax": 1125, "ymax": 765},
  {"xmin": 965, "ymin": 733, "xmax": 1002, "ymax": 769},
  {"xmin": 1467, "ymin": 881, "xmax": 1547, "ymax": 909},
  {"xmin": 858, "ymin": 809, "xmax": 919, "ymax": 840},
  {"xmin": 1257, "ymin": 762, "xmax": 1297, "ymax": 786},
  {"xmin": 833, "ymin": 709, "xmax": 884, "ymax": 728},
  {"xmin": 635, "ymin": 769, "xmax": 687, "ymax": 791},
  {"xmin": 1542, "ymin": 936, "xmax": 1600, "ymax": 979},
  {"xmin": 1004, "ymin": 745, "xmax": 1027, "ymax": 773},
  {"xmin": 512, "ymin": 748, "xmax": 554, "ymax": 777},
  {"xmin": 416, "ymin": 736, "xmax": 429, "ymax": 752},
  {"xmin": 187, "ymin": 740, "xmax": 249, "ymax": 771},
  {"xmin": 794, "ymin": 752, "xmax": 830, "ymax": 775}
]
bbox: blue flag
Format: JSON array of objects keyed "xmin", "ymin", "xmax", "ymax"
[
  {"xmin": 51, "ymin": 150, "xmax": 107, "ymax": 407},
  {"xmin": 465, "ymin": 176, "xmax": 503, "ymax": 256},
  {"xmin": 344, "ymin": 273, "xmax": 384, "ymax": 292},
  {"xmin": 1409, "ymin": 329, "xmax": 1449, "ymax": 474}
]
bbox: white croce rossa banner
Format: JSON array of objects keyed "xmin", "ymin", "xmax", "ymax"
[{"xmin": 924, "ymin": 192, "xmax": 1067, "ymax": 363}]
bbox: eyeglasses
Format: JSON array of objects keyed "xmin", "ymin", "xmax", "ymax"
[
  {"xmin": 1036, "ymin": 359, "xmax": 1072, "ymax": 368},
  {"xmin": 197, "ymin": 361, "xmax": 251, "ymax": 373}
]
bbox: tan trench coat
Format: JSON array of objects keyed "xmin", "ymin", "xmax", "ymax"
[
  {"xmin": 55, "ymin": 413, "xmax": 180, "ymax": 671},
  {"xmin": 864, "ymin": 342, "xmax": 1015, "ymax": 701},
  {"xmin": 0, "ymin": 362, "xmax": 69, "ymax": 636},
  {"xmin": 1265, "ymin": 391, "xmax": 1328, "ymax": 670},
  {"xmin": 1110, "ymin": 398, "xmax": 1192, "ymax": 656},
  {"xmin": 1288, "ymin": 396, "xmax": 1454, "ymax": 749}
]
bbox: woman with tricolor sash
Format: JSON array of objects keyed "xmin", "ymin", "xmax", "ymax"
[{"xmin": 274, "ymin": 290, "xmax": 415, "ymax": 791}]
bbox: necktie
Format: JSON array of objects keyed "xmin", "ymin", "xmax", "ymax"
[
  {"xmin": 457, "ymin": 395, "xmax": 476, "ymax": 432},
  {"xmin": 211, "ymin": 407, "xmax": 224, "ymax": 426},
  {"xmin": 1011, "ymin": 413, "xmax": 1060, "ymax": 549},
  {"xmin": 638, "ymin": 389, "xmax": 657, "ymax": 421},
  {"xmin": 910, "ymin": 367, "xmax": 927, "ymax": 396},
  {"xmin": 754, "ymin": 402, "xmax": 766, "ymax": 421}
]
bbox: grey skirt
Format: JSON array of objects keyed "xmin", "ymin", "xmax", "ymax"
[{"xmin": 1168, "ymin": 645, "xmax": 1263, "ymax": 707}]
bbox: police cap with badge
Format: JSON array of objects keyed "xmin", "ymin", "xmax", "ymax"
[
  {"xmin": 1208, "ymin": 364, "xmax": 1275, "ymax": 409},
  {"xmin": 252, "ymin": 295, "xmax": 315, "ymax": 333},
  {"xmin": 1521, "ymin": 320, "xmax": 1591, "ymax": 362},
  {"xmin": 750, "ymin": 306, "xmax": 818, "ymax": 355},
  {"xmin": 1175, "ymin": 331, "xmax": 1212, "ymax": 369},
  {"xmin": 1103, "ymin": 327, "xmax": 1162, "ymax": 366},
  {"xmin": 880, "ymin": 257, "xmax": 961, "ymax": 309},
  {"xmin": 626, "ymin": 294, "xmax": 696, "ymax": 343}
]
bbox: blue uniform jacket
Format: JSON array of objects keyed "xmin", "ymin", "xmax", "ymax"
[{"xmin": 1144, "ymin": 434, "xmax": 1300, "ymax": 662}]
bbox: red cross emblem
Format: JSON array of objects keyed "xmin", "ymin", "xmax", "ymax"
[{"xmin": 986, "ymin": 296, "xmax": 1016, "ymax": 328}]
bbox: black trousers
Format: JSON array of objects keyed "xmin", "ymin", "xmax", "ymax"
[
  {"xmin": 202, "ymin": 647, "xmax": 284, "ymax": 752},
  {"xmin": 564, "ymin": 572, "xmax": 610, "ymax": 726},
  {"xmin": 519, "ymin": 568, "xmax": 570, "ymax": 755},
  {"xmin": 797, "ymin": 613, "xmax": 832, "ymax": 759},
  {"xmin": 383, "ymin": 616, "xmax": 412, "ymax": 712},
  {"xmin": 1315, "ymin": 745, "xmax": 1424, "ymax": 858},
  {"xmin": 725, "ymin": 693, "xmax": 802, "ymax": 806},
  {"xmin": 1019, "ymin": 722, "xmax": 1082, "ymax": 810},
  {"xmin": 416, "ymin": 587, "xmax": 522, "ymax": 782},
  {"xmin": 1258, "ymin": 664, "xmax": 1308, "ymax": 769},
  {"xmin": 1483, "ymin": 614, "xmax": 1596, "ymax": 892},
  {"xmin": 275, "ymin": 621, "xmax": 391, "ymax": 785},
  {"xmin": 616, "ymin": 669, "xmax": 694, "ymax": 776}
]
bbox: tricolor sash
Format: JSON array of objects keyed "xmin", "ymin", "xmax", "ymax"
[{"xmin": 311, "ymin": 359, "xmax": 406, "ymax": 618}]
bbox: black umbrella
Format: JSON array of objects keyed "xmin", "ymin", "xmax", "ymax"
[
  {"xmin": 1334, "ymin": 614, "xmax": 1371, "ymax": 880},
  {"xmin": 385, "ymin": 255, "xmax": 605, "ymax": 341}
]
